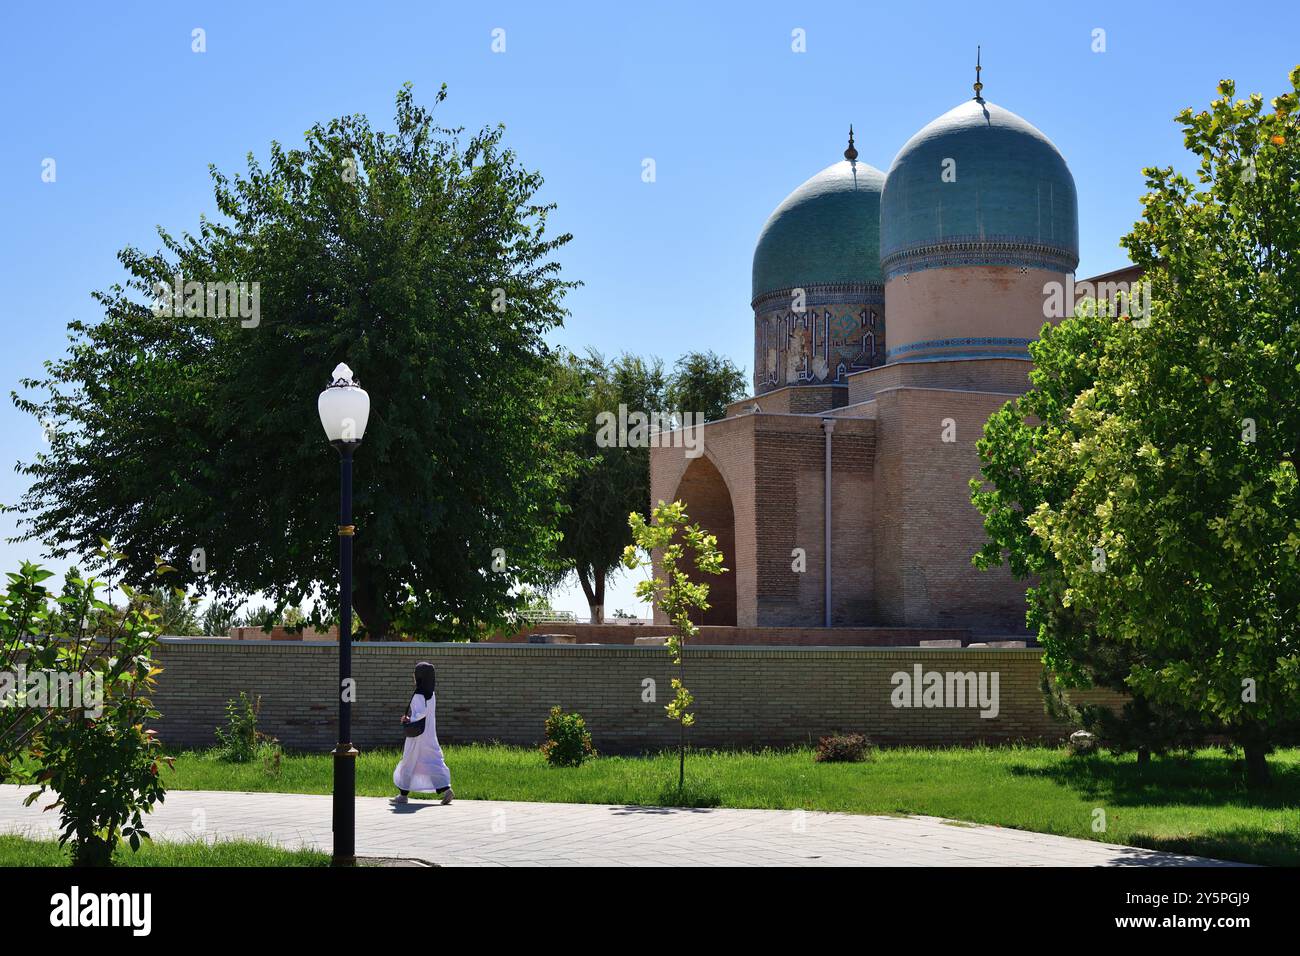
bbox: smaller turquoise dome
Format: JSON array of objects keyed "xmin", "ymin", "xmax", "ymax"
[
  {"xmin": 752, "ymin": 159, "xmax": 886, "ymax": 302},
  {"xmin": 880, "ymin": 99, "xmax": 1078, "ymax": 278}
]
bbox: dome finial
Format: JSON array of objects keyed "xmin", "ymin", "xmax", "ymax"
[
  {"xmin": 844, "ymin": 124, "xmax": 858, "ymax": 162},
  {"xmin": 973, "ymin": 45, "xmax": 984, "ymax": 101}
]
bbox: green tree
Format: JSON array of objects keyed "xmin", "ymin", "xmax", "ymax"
[
  {"xmin": 2, "ymin": 548, "xmax": 170, "ymax": 866},
  {"xmin": 975, "ymin": 298, "xmax": 1209, "ymax": 765},
  {"xmin": 623, "ymin": 500, "xmax": 724, "ymax": 790},
  {"xmin": 547, "ymin": 349, "xmax": 665, "ymax": 622},
  {"xmin": 10, "ymin": 85, "xmax": 577, "ymax": 640},
  {"xmin": 148, "ymin": 586, "xmax": 203, "ymax": 636},
  {"xmin": 665, "ymin": 350, "xmax": 747, "ymax": 423},
  {"xmin": 973, "ymin": 69, "xmax": 1300, "ymax": 787},
  {"xmin": 200, "ymin": 599, "xmax": 240, "ymax": 637}
]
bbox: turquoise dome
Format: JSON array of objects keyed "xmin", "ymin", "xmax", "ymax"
[
  {"xmin": 879, "ymin": 99, "xmax": 1078, "ymax": 278},
  {"xmin": 752, "ymin": 159, "xmax": 885, "ymax": 302}
]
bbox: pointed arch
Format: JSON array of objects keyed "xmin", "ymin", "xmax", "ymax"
[{"xmin": 671, "ymin": 454, "xmax": 737, "ymax": 626}]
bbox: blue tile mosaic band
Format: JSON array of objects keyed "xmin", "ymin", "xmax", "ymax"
[
  {"xmin": 886, "ymin": 336, "xmax": 1035, "ymax": 362},
  {"xmin": 881, "ymin": 236, "xmax": 1078, "ymax": 281},
  {"xmin": 751, "ymin": 282, "xmax": 884, "ymax": 312}
]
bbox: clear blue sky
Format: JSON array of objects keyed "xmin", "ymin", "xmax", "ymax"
[{"xmin": 1, "ymin": 1, "xmax": 1296, "ymax": 620}]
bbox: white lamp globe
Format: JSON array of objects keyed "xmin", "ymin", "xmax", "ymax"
[{"xmin": 318, "ymin": 363, "xmax": 370, "ymax": 444}]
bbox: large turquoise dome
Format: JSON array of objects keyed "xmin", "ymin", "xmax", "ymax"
[
  {"xmin": 879, "ymin": 98, "xmax": 1078, "ymax": 279},
  {"xmin": 752, "ymin": 159, "xmax": 885, "ymax": 302}
]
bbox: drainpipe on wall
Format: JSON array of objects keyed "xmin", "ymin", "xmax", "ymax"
[{"xmin": 822, "ymin": 417, "xmax": 835, "ymax": 627}]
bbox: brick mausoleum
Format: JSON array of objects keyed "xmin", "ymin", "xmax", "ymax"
[{"xmin": 650, "ymin": 74, "xmax": 1137, "ymax": 635}]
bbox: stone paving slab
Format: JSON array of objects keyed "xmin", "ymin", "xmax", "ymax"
[{"xmin": 0, "ymin": 785, "xmax": 1238, "ymax": 867}]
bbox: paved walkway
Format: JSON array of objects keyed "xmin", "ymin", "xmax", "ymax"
[{"xmin": 0, "ymin": 785, "xmax": 1234, "ymax": 866}]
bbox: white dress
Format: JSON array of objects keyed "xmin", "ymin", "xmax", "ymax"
[{"xmin": 393, "ymin": 691, "xmax": 451, "ymax": 792}]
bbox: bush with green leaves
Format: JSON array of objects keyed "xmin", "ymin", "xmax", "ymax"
[
  {"xmin": 258, "ymin": 737, "xmax": 284, "ymax": 778},
  {"xmin": 540, "ymin": 705, "xmax": 596, "ymax": 767},
  {"xmin": 215, "ymin": 692, "xmax": 264, "ymax": 763},
  {"xmin": 2, "ymin": 547, "xmax": 172, "ymax": 866}
]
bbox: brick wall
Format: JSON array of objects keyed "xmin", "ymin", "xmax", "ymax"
[
  {"xmin": 651, "ymin": 412, "xmax": 885, "ymax": 630},
  {"xmin": 845, "ymin": 357, "xmax": 1032, "ymax": 405},
  {"xmin": 149, "ymin": 639, "xmax": 1116, "ymax": 754},
  {"xmin": 872, "ymin": 387, "xmax": 1029, "ymax": 629},
  {"xmin": 493, "ymin": 623, "xmax": 979, "ymax": 645}
]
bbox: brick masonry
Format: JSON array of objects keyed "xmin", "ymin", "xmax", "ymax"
[
  {"xmin": 650, "ymin": 384, "xmax": 1029, "ymax": 631},
  {"xmin": 493, "ymin": 622, "xmax": 979, "ymax": 646},
  {"xmin": 149, "ymin": 639, "xmax": 1119, "ymax": 754}
]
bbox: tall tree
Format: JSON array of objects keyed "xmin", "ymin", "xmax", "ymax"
[
  {"xmin": 10, "ymin": 85, "xmax": 577, "ymax": 640},
  {"xmin": 665, "ymin": 350, "xmax": 747, "ymax": 423},
  {"xmin": 973, "ymin": 69, "xmax": 1300, "ymax": 786},
  {"xmin": 547, "ymin": 349, "xmax": 665, "ymax": 622}
]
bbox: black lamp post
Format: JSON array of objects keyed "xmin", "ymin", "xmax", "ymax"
[{"xmin": 318, "ymin": 362, "xmax": 370, "ymax": 866}]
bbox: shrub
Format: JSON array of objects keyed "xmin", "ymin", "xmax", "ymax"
[
  {"xmin": 215, "ymin": 693, "xmax": 263, "ymax": 763},
  {"xmin": 257, "ymin": 737, "xmax": 284, "ymax": 778},
  {"xmin": 6, "ymin": 556, "xmax": 171, "ymax": 867},
  {"xmin": 540, "ymin": 706, "xmax": 596, "ymax": 767},
  {"xmin": 814, "ymin": 732, "xmax": 873, "ymax": 763}
]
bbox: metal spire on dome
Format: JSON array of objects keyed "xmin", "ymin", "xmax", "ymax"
[
  {"xmin": 973, "ymin": 45, "xmax": 984, "ymax": 102},
  {"xmin": 844, "ymin": 125, "xmax": 858, "ymax": 162}
]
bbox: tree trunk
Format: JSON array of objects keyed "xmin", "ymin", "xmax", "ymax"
[
  {"xmin": 351, "ymin": 562, "xmax": 391, "ymax": 641},
  {"xmin": 576, "ymin": 566, "xmax": 603, "ymax": 624},
  {"xmin": 678, "ymin": 642, "xmax": 686, "ymax": 790},
  {"xmin": 1136, "ymin": 747, "xmax": 1150, "ymax": 766},
  {"xmin": 74, "ymin": 833, "xmax": 113, "ymax": 867},
  {"xmin": 1244, "ymin": 742, "xmax": 1270, "ymax": 789}
]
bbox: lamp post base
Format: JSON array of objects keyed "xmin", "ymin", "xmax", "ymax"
[{"xmin": 332, "ymin": 742, "xmax": 359, "ymax": 866}]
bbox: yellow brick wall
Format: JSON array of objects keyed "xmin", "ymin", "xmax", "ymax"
[{"xmin": 149, "ymin": 639, "xmax": 1118, "ymax": 754}]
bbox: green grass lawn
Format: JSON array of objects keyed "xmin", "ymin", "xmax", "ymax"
[
  {"xmin": 0, "ymin": 833, "xmax": 329, "ymax": 867},
  {"xmin": 163, "ymin": 743, "xmax": 1300, "ymax": 866}
]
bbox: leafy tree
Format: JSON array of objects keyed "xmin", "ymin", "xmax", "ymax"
[
  {"xmin": 516, "ymin": 586, "xmax": 555, "ymax": 614},
  {"xmin": 665, "ymin": 350, "xmax": 747, "ymax": 423},
  {"xmin": 148, "ymin": 586, "xmax": 203, "ymax": 636},
  {"xmin": 200, "ymin": 598, "xmax": 240, "ymax": 637},
  {"xmin": 976, "ymin": 298, "xmax": 1210, "ymax": 765},
  {"xmin": 541, "ymin": 347, "xmax": 742, "ymax": 625},
  {"xmin": 547, "ymin": 349, "xmax": 665, "ymax": 622},
  {"xmin": 237, "ymin": 604, "xmax": 280, "ymax": 630},
  {"xmin": 10, "ymin": 84, "xmax": 577, "ymax": 640},
  {"xmin": 623, "ymin": 500, "xmax": 724, "ymax": 790},
  {"xmin": 973, "ymin": 69, "xmax": 1300, "ymax": 787},
  {"xmin": 2, "ymin": 549, "xmax": 170, "ymax": 866}
]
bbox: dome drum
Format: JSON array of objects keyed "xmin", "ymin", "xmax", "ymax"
[
  {"xmin": 880, "ymin": 235, "xmax": 1078, "ymax": 282},
  {"xmin": 753, "ymin": 285, "xmax": 884, "ymax": 392}
]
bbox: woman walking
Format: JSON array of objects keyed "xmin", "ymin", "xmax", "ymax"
[{"xmin": 393, "ymin": 662, "xmax": 453, "ymax": 805}]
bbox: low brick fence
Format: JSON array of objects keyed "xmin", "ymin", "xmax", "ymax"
[
  {"xmin": 150, "ymin": 638, "xmax": 1116, "ymax": 754},
  {"xmin": 489, "ymin": 623, "xmax": 1007, "ymax": 647}
]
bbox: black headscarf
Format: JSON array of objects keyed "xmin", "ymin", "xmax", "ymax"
[{"xmin": 413, "ymin": 662, "xmax": 436, "ymax": 701}]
